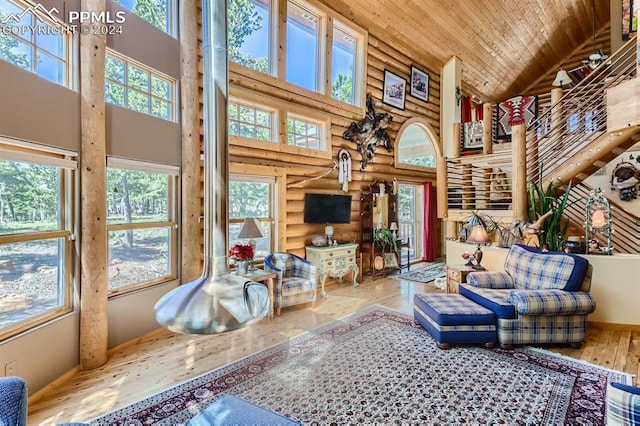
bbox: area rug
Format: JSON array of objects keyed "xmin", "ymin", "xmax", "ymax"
[
  {"xmin": 93, "ymin": 305, "xmax": 631, "ymax": 425},
  {"xmin": 396, "ymin": 261, "xmax": 446, "ymax": 283}
]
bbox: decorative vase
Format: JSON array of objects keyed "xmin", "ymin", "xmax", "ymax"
[{"xmin": 235, "ymin": 260, "xmax": 249, "ymax": 275}]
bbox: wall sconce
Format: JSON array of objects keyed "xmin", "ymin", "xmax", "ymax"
[
  {"xmin": 585, "ymin": 187, "xmax": 612, "ymax": 255},
  {"xmin": 455, "ymin": 86, "xmax": 462, "ymax": 106}
]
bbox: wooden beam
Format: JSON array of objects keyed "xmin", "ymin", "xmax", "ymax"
[
  {"xmin": 512, "ymin": 124, "xmax": 527, "ymax": 222},
  {"xmin": 79, "ymin": 0, "xmax": 108, "ymax": 371}
]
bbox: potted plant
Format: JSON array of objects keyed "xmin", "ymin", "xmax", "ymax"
[
  {"xmin": 527, "ymin": 181, "xmax": 572, "ymax": 252},
  {"xmin": 374, "ymin": 227, "xmax": 398, "ymax": 253}
]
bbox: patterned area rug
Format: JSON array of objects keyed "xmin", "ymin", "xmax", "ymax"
[
  {"xmin": 94, "ymin": 305, "xmax": 631, "ymax": 425},
  {"xmin": 396, "ymin": 261, "xmax": 446, "ymax": 283}
]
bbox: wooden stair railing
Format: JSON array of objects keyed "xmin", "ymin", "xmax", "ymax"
[{"xmin": 565, "ymin": 182, "xmax": 640, "ymax": 254}]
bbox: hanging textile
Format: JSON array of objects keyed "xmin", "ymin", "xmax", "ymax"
[{"xmin": 338, "ymin": 148, "xmax": 352, "ymax": 192}]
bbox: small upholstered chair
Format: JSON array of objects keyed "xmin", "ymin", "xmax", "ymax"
[
  {"xmin": 0, "ymin": 376, "xmax": 28, "ymax": 426},
  {"xmin": 607, "ymin": 382, "xmax": 640, "ymax": 425},
  {"xmin": 264, "ymin": 252, "xmax": 317, "ymax": 316}
]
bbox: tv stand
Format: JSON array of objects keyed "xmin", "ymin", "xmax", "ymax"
[{"xmin": 305, "ymin": 243, "xmax": 359, "ymax": 299}]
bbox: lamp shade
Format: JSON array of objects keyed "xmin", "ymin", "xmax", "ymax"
[
  {"xmin": 591, "ymin": 209, "xmax": 606, "ymax": 228},
  {"xmin": 552, "ymin": 70, "xmax": 571, "ymax": 87},
  {"xmin": 467, "ymin": 225, "xmax": 491, "ymax": 244},
  {"xmin": 389, "ymin": 222, "xmax": 398, "ymax": 231},
  {"xmin": 238, "ymin": 218, "xmax": 265, "ymax": 239}
]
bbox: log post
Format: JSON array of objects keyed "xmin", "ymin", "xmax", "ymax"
[
  {"xmin": 551, "ymin": 87, "xmax": 563, "ymax": 150},
  {"xmin": 452, "ymin": 122, "xmax": 461, "ymax": 158},
  {"xmin": 180, "ymin": 1, "xmax": 202, "ymax": 282},
  {"xmin": 436, "ymin": 156, "xmax": 448, "ymax": 219},
  {"xmin": 79, "ymin": 0, "xmax": 108, "ymax": 370},
  {"xmin": 482, "ymin": 103, "xmax": 493, "ymax": 154},
  {"xmin": 512, "ymin": 124, "xmax": 528, "ymax": 222}
]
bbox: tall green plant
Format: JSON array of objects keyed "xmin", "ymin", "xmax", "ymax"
[{"xmin": 527, "ymin": 181, "xmax": 572, "ymax": 251}]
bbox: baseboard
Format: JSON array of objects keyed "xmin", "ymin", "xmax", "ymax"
[
  {"xmin": 588, "ymin": 320, "xmax": 640, "ymax": 332},
  {"xmin": 28, "ymin": 365, "xmax": 80, "ymax": 405}
]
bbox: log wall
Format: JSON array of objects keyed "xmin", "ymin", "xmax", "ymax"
[{"xmin": 194, "ymin": 12, "xmax": 442, "ymax": 259}]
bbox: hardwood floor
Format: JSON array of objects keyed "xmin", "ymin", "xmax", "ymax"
[{"xmin": 27, "ymin": 272, "xmax": 640, "ymax": 425}]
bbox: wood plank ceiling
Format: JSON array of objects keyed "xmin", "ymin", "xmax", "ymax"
[{"xmin": 321, "ymin": 0, "xmax": 611, "ymax": 102}]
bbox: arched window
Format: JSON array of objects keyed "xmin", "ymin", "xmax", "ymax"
[{"xmin": 395, "ymin": 118, "xmax": 441, "ymax": 171}]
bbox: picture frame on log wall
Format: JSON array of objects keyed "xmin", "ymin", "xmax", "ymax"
[
  {"xmin": 382, "ymin": 69, "xmax": 406, "ymax": 110},
  {"xmin": 409, "ymin": 66, "xmax": 429, "ymax": 102}
]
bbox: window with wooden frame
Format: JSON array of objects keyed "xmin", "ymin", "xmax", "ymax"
[
  {"xmin": 106, "ymin": 158, "xmax": 178, "ymax": 296},
  {"xmin": 0, "ymin": 0, "xmax": 73, "ymax": 87},
  {"xmin": 227, "ymin": 0, "xmax": 365, "ymax": 107},
  {"xmin": 0, "ymin": 138, "xmax": 76, "ymax": 340},
  {"xmin": 228, "ymin": 174, "xmax": 276, "ymax": 264},
  {"xmin": 228, "ymin": 92, "xmax": 331, "ymax": 158},
  {"xmin": 105, "ymin": 50, "xmax": 176, "ymax": 122},
  {"xmin": 228, "ymin": 100, "xmax": 276, "ymax": 142}
]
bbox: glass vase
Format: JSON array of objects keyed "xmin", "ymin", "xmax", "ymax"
[{"xmin": 235, "ymin": 260, "xmax": 249, "ymax": 276}]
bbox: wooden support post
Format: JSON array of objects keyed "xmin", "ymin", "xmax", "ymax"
[
  {"xmin": 79, "ymin": 0, "xmax": 108, "ymax": 370},
  {"xmin": 527, "ymin": 129, "xmax": 539, "ymax": 183},
  {"xmin": 180, "ymin": 1, "xmax": 202, "ymax": 282},
  {"xmin": 512, "ymin": 124, "xmax": 527, "ymax": 222},
  {"xmin": 482, "ymin": 103, "xmax": 493, "ymax": 154},
  {"xmin": 436, "ymin": 156, "xmax": 448, "ymax": 219},
  {"xmin": 452, "ymin": 122, "xmax": 461, "ymax": 158},
  {"xmin": 551, "ymin": 87, "xmax": 563, "ymax": 149}
]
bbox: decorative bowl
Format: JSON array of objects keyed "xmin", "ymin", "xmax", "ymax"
[{"xmin": 311, "ymin": 236, "xmax": 327, "ymax": 247}]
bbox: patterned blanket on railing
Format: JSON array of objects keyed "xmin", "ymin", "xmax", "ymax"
[{"xmin": 496, "ymin": 95, "xmax": 538, "ymax": 140}]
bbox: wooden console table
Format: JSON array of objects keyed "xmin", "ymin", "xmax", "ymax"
[{"xmin": 305, "ymin": 243, "xmax": 359, "ymax": 299}]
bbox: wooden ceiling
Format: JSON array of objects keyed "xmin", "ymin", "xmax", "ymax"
[{"xmin": 321, "ymin": 0, "xmax": 611, "ymax": 102}]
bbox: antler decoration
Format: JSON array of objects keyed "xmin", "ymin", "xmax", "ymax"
[{"xmin": 342, "ymin": 94, "xmax": 393, "ymax": 171}]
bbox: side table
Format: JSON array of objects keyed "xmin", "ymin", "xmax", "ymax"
[
  {"xmin": 234, "ymin": 268, "xmax": 276, "ymax": 319},
  {"xmin": 446, "ymin": 264, "xmax": 479, "ymax": 294}
]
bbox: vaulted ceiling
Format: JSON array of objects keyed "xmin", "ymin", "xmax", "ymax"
[{"xmin": 322, "ymin": 0, "xmax": 611, "ymax": 102}]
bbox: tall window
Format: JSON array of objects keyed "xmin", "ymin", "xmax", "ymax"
[
  {"xmin": 106, "ymin": 159, "xmax": 178, "ymax": 295},
  {"xmin": 228, "ymin": 101, "xmax": 275, "ymax": 142},
  {"xmin": 229, "ymin": 175, "xmax": 275, "ymax": 261},
  {"xmin": 228, "ymin": 0, "xmax": 271, "ymax": 73},
  {"xmin": 398, "ymin": 183, "xmax": 424, "ymax": 261},
  {"xmin": 0, "ymin": 0, "xmax": 71, "ymax": 86},
  {"xmin": 287, "ymin": 115, "xmax": 321, "ymax": 149},
  {"xmin": 331, "ymin": 23, "xmax": 357, "ymax": 104},
  {"xmin": 105, "ymin": 50, "xmax": 175, "ymax": 121},
  {"xmin": 114, "ymin": 0, "xmax": 174, "ymax": 35},
  {"xmin": 286, "ymin": 2, "xmax": 321, "ymax": 91},
  {"xmin": 0, "ymin": 141, "xmax": 76, "ymax": 339}
]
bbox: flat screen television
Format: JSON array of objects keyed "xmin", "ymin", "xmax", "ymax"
[{"xmin": 303, "ymin": 193, "xmax": 352, "ymax": 224}]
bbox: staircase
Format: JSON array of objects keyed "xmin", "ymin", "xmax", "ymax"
[{"xmin": 442, "ymin": 35, "xmax": 640, "ymax": 253}]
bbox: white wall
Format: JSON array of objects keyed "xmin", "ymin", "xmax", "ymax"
[{"xmin": 446, "ymin": 240, "xmax": 640, "ymax": 326}]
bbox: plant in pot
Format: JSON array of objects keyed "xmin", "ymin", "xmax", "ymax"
[
  {"xmin": 527, "ymin": 181, "xmax": 572, "ymax": 252},
  {"xmin": 374, "ymin": 227, "xmax": 398, "ymax": 253}
]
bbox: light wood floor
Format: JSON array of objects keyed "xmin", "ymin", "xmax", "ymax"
[{"xmin": 27, "ymin": 272, "xmax": 640, "ymax": 425}]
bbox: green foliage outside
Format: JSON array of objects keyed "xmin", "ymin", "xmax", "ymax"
[
  {"xmin": 400, "ymin": 157, "xmax": 436, "ymax": 168},
  {"xmin": 228, "ymin": 0, "xmax": 268, "ymax": 73},
  {"xmin": 332, "ymin": 73, "xmax": 353, "ymax": 103},
  {"xmin": 228, "ymin": 181, "xmax": 269, "ymax": 219},
  {"xmin": 114, "ymin": 0, "xmax": 169, "ymax": 33}
]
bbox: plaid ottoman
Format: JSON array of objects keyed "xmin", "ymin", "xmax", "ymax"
[{"xmin": 413, "ymin": 294, "xmax": 497, "ymax": 349}]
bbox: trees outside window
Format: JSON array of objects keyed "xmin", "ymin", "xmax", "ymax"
[
  {"xmin": 228, "ymin": 101, "xmax": 274, "ymax": 142},
  {"xmin": 105, "ymin": 51, "xmax": 175, "ymax": 121},
  {"xmin": 228, "ymin": 0, "xmax": 270, "ymax": 73},
  {"xmin": 0, "ymin": 0, "xmax": 70, "ymax": 86},
  {"xmin": 106, "ymin": 160, "xmax": 178, "ymax": 294},
  {"xmin": 114, "ymin": 0, "xmax": 174, "ymax": 35},
  {"xmin": 0, "ymin": 144, "xmax": 76, "ymax": 339},
  {"xmin": 331, "ymin": 24, "xmax": 356, "ymax": 104}
]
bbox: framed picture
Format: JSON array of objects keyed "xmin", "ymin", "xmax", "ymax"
[
  {"xmin": 382, "ymin": 69, "xmax": 406, "ymax": 110},
  {"xmin": 409, "ymin": 66, "xmax": 429, "ymax": 102}
]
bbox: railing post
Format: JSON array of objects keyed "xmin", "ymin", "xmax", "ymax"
[
  {"xmin": 512, "ymin": 124, "xmax": 528, "ymax": 221},
  {"xmin": 483, "ymin": 103, "xmax": 493, "ymax": 154},
  {"xmin": 437, "ymin": 156, "xmax": 448, "ymax": 220},
  {"xmin": 462, "ymin": 164, "xmax": 473, "ymax": 210},
  {"xmin": 551, "ymin": 87, "xmax": 563, "ymax": 148}
]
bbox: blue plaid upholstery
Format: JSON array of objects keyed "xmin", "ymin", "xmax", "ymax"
[
  {"xmin": 0, "ymin": 376, "xmax": 28, "ymax": 426},
  {"xmin": 497, "ymin": 315, "xmax": 588, "ymax": 345},
  {"xmin": 507, "ymin": 290, "xmax": 595, "ymax": 316},
  {"xmin": 456, "ymin": 244, "xmax": 594, "ymax": 347},
  {"xmin": 608, "ymin": 382, "xmax": 640, "ymax": 425},
  {"xmin": 504, "ymin": 244, "xmax": 588, "ymax": 291},
  {"xmin": 467, "ymin": 271, "xmax": 513, "ymax": 289},
  {"xmin": 413, "ymin": 294, "xmax": 496, "ymax": 347},
  {"xmin": 264, "ymin": 253, "xmax": 317, "ymax": 313}
]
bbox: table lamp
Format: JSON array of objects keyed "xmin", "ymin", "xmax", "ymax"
[
  {"xmin": 466, "ymin": 225, "xmax": 491, "ymax": 270},
  {"xmin": 238, "ymin": 217, "xmax": 265, "ymax": 271},
  {"xmin": 389, "ymin": 222, "xmax": 398, "ymax": 237}
]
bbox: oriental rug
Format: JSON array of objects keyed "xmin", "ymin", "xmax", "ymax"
[
  {"xmin": 396, "ymin": 261, "xmax": 446, "ymax": 283},
  {"xmin": 93, "ymin": 305, "xmax": 631, "ymax": 425}
]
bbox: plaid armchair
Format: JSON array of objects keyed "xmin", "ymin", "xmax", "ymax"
[
  {"xmin": 264, "ymin": 253, "xmax": 317, "ymax": 316},
  {"xmin": 460, "ymin": 244, "xmax": 596, "ymax": 348},
  {"xmin": 607, "ymin": 382, "xmax": 640, "ymax": 425}
]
